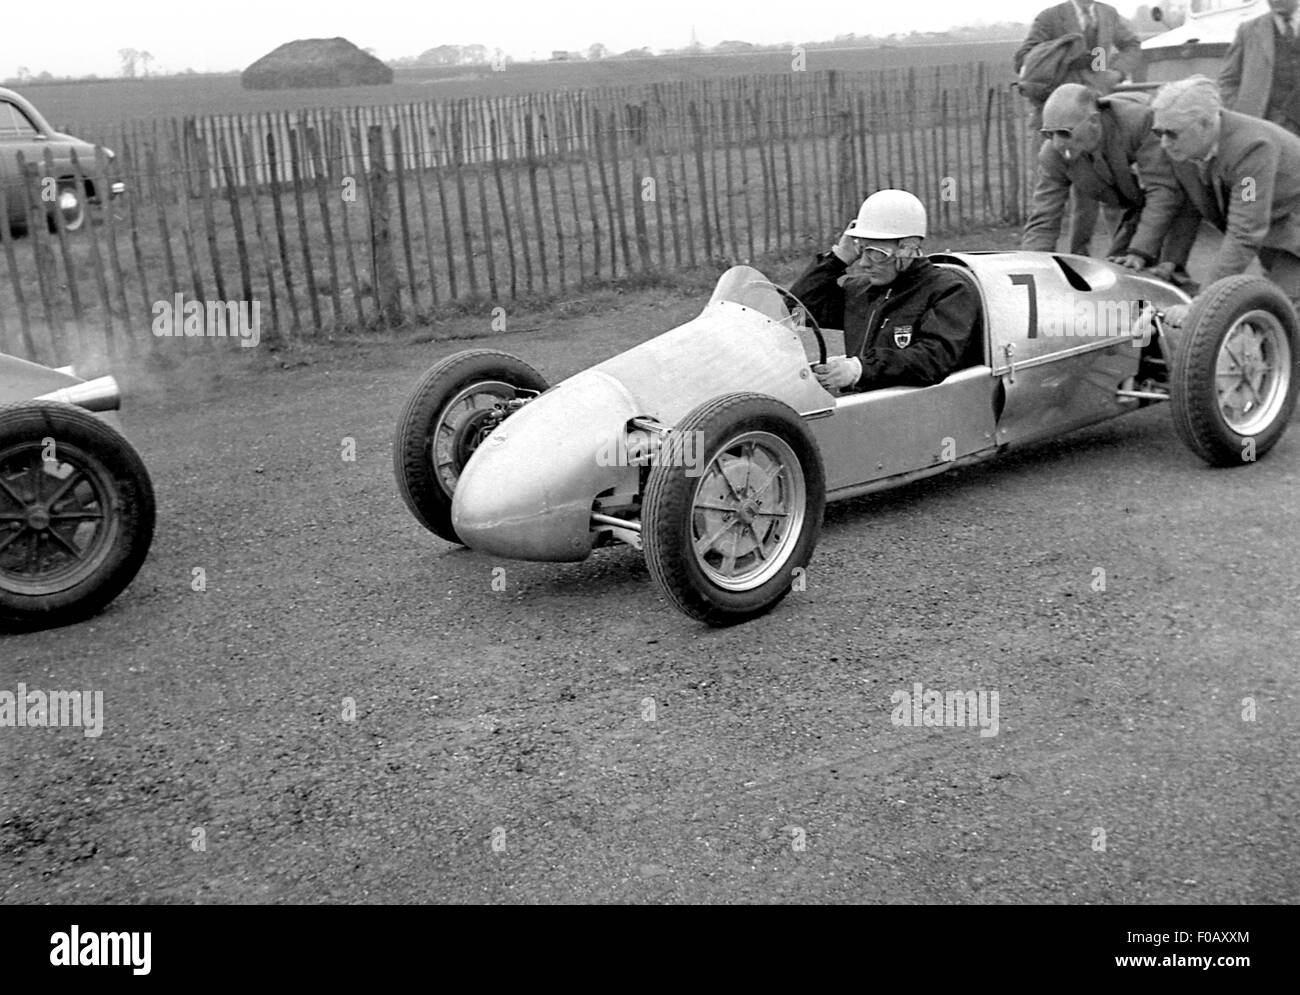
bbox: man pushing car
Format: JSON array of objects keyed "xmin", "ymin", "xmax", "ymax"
[
  {"xmin": 1022, "ymin": 83, "xmax": 1200, "ymax": 287},
  {"xmin": 1117, "ymin": 75, "xmax": 1300, "ymax": 309},
  {"xmin": 790, "ymin": 190, "xmax": 980, "ymax": 393}
]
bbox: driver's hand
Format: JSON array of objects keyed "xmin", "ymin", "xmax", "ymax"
[
  {"xmin": 813, "ymin": 356, "xmax": 862, "ymax": 391},
  {"xmin": 1110, "ymin": 254, "xmax": 1148, "ymax": 270},
  {"xmin": 832, "ymin": 231, "xmax": 863, "ymax": 265},
  {"xmin": 1147, "ymin": 261, "xmax": 1177, "ymax": 282}
]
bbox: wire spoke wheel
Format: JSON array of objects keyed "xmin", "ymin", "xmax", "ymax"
[
  {"xmin": 431, "ymin": 380, "xmax": 515, "ymax": 498},
  {"xmin": 393, "ymin": 350, "xmax": 548, "ymax": 544}
]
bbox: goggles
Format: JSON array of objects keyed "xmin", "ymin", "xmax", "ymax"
[{"xmin": 856, "ymin": 243, "xmax": 900, "ymax": 263}]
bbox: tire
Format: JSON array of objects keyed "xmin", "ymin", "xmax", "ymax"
[
  {"xmin": 48, "ymin": 182, "xmax": 86, "ymax": 233},
  {"xmin": 642, "ymin": 392, "xmax": 825, "ymax": 626},
  {"xmin": 393, "ymin": 349, "xmax": 548, "ymax": 544},
  {"xmin": 0, "ymin": 402, "xmax": 155, "ymax": 630},
  {"xmin": 1169, "ymin": 275, "xmax": 1300, "ymax": 467}
]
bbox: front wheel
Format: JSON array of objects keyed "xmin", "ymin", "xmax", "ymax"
[
  {"xmin": 0, "ymin": 402, "xmax": 155, "ymax": 630},
  {"xmin": 1169, "ymin": 275, "xmax": 1300, "ymax": 466},
  {"xmin": 393, "ymin": 349, "xmax": 548, "ymax": 544},
  {"xmin": 642, "ymin": 392, "xmax": 825, "ymax": 626}
]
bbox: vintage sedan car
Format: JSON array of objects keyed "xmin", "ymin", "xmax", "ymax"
[
  {"xmin": 0, "ymin": 355, "xmax": 154, "ymax": 630},
  {"xmin": 0, "ymin": 86, "xmax": 124, "ymax": 234},
  {"xmin": 393, "ymin": 254, "xmax": 1297, "ymax": 625}
]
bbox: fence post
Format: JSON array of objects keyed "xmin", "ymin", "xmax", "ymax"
[
  {"xmin": 0, "ymin": 182, "xmax": 37, "ymax": 359},
  {"xmin": 367, "ymin": 124, "xmax": 401, "ymax": 326},
  {"xmin": 19, "ymin": 153, "xmax": 65, "ymax": 359}
]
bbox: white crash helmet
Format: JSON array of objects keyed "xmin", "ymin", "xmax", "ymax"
[{"xmin": 843, "ymin": 189, "xmax": 927, "ymax": 240}]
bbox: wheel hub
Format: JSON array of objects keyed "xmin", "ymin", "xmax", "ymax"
[
  {"xmin": 452, "ymin": 408, "xmax": 501, "ymax": 467},
  {"xmin": 1215, "ymin": 311, "xmax": 1290, "ymax": 435},
  {"xmin": 25, "ymin": 506, "xmax": 50, "ymax": 531},
  {"xmin": 690, "ymin": 432, "xmax": 806, "ymax": 591}
]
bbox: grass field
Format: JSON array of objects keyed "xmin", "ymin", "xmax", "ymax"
[{"xmin": 24, "ymin": 42, "xmax": 1019, "ymax": 144}]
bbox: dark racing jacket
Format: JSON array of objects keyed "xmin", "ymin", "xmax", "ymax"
[{"xmin": 789, "ymin": 253, "xmax": 978, "ymax": 390}]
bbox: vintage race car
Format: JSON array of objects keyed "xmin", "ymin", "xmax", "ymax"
[
  {"xmin": 0, "ymin": 355, "xmax": 155, "ymax": 630},
  {"xmin": 393, "ymin": 253, "xmax": 1297, "ymax": 625}
]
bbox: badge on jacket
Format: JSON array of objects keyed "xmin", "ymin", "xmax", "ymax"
[{"xmin": 893, "ymin": 325, "xmax": 913, "ymax": 348}]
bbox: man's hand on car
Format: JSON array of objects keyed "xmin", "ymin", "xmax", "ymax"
[
  {"xmin": 813, "ymin": 356, "xmax": 862, "ymax": 391},
  {"xmin": 1110, "ymin": 253, "xmax": 1148, "ymax": 270}
]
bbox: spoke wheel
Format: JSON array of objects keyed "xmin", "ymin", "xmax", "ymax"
[
  {"xmin": 432, "ymin": 380, "xmax": 516, "ymax": 499},
  {"xmin": 1212, "ymin": 310, "xmax": 1290, "ymax": 436},
  {"xmin": 393, "ymin": 350, "xmax": 548, "ymax": 544},
  {"xmin": 0, "ymin": 403, "xmax": 154, "ymax": 631},
  {"xmin": 0, "ymin": 441, "xmax": 115, "ymax": 595},
  {"xmin": 691, "ymin": 432, "xmax": 807, "ymax": 592},
  {"xmin": 1170, "ymin": 275, "xmax": 1300, "ymax": 466},
  {"xmin": 643, "ymin": 392, "xmax": 825, "ymax": 626}
]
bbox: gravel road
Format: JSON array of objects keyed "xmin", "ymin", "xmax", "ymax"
[{"xmin": 2, "ymin": 252, "xmax": 1298, "ymax": 904}]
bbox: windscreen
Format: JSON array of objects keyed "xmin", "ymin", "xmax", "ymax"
[{"xmin": 705, "ymin": 265, "xmax": 793, "ymax": 324}]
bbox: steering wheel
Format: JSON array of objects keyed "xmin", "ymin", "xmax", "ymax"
[{"xmin": 751, "ymin": 281, "xmax": 827, "ymax": 366}]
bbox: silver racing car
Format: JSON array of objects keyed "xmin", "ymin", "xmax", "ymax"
[{"xmin": 394, "ymin": 252, "xmax": 1297, "ymax": 625}]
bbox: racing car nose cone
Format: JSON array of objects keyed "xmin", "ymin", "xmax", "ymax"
[{"xmin": 452, "ymin": 370, "xmax": 639, "ymax": 562}]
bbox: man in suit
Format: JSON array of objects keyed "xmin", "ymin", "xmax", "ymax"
[
  {"xmin": 1218, "ymin": 0, "xmax": 1300, "ymax": 136},
  {"xmin": 1022, "ymin": 83, "xmax": 1198, "ymax": 284},
  {"xmin": 1015, "ymin": 2, "xmax": 1144, "ymax": 253},
  {"xmin": 1117, "ymin": 76, "xmax": 1300, "ymax": 307},
  {"xmin": 1014, "ymin": 0, "xmax": 1143, "ymax": 82}
]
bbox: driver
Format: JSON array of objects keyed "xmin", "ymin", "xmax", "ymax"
[{"xmin": 790, "ymin": 190, "xmax": 979, "ymax": 393}]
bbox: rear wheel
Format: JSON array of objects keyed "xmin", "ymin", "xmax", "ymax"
[
  {"xmin": 642, "ymin": 392, "xmax": 825, "ymax": 626},
  {"xmin": 0, "ymin": 402, "xmax": 155, "ymax": 630},
  {"xmin": 393, "ymin": 349, "xmax": 547, "ymax": 544},
  {"xmin": 48, "ymin": 181, "xmax": 86, "ymax": 233},
  {"xmin": 1169, "ymin": 276, "xmax": 1299, "ymax": 466}
]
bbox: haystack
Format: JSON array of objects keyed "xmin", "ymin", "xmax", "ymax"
[{"xmin": 241, "ymin": 37, "xmax": 392, "ymax": 90}]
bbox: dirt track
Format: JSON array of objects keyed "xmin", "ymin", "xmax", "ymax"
[{"xmin": 2, "ymin": 246, "xmax": 1298, "ymax": 904}]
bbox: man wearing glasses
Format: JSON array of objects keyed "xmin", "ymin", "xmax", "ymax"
[
  {"xmin": 789, "ymin": 190, "xmax": 979, "ymax": 394},
  {"xmin": 1116, "ymin": 75, "xmax": 1300, "ymax": 306},
  {"xmin": 1022, "ymin": 83, "xmax": 1199, "ymax": 287}
]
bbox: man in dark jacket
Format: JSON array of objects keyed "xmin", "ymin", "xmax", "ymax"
[
  {"xmin": 791, "ymin": 190, "xmax": 978, "ymax": 393},
  {"xmin": 1022, "ymin": 84, "xmax": 1199, "ymax": 284}
]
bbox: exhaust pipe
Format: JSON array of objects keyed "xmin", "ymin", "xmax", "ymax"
[{"xmin": 34, "ymin": 375, "xmax": 122, "ymax": 412}]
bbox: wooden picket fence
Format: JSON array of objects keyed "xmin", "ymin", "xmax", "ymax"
[{"xmin": 0, "ymin": 63, "xmax": 1038, "ymax": 365}]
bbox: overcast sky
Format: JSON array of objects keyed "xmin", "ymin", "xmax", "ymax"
[{"xmin": 5, "ymin": 1, "xmax": 1170, "ymax": 77}]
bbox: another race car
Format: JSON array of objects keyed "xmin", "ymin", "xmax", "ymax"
[
  {"xmin": 0, "ymin": 355, "xmax": 155, "ymax": 630},
  {"xmin": 394, "ymin": 253, "xmax": 1297, "ymax": 625}
]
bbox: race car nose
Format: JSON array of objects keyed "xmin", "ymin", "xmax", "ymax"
[{"xmin": 452, "ymin": 370, "xmax": 640, "ymax": 562}]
